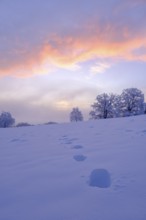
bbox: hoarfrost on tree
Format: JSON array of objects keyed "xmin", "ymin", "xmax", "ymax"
[
  {"xmin": 90, "ymin": 93, "xmax": 119, "ymax": 119},
  {"xmin": 0, "ymin": 111, "xmax": 15, "ymax": 128},
  {"xmin": 70, "ymin": 107, "xmax": 83, "ymax": 122},
  {"xmin": 120, "ymin": 88, "xmax": 144, "ymax": 116}
]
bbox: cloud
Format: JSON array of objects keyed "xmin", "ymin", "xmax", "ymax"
[
  {"xmin": 39, "ymin": 25, "xmax": 146, "ymax": 66},
  {"xmin": 90, "ymin": 62, "xmax": 112, "ymax": 74},
  {"xmin": 0, "ymin": 73, "xmax": 99, "ymax": 122},
  {"xmin": 0, "ymin": 98, "xmax": 69, "ymax": 124},
  {"xmin": 1, "ymin": 24, "xmax": 146, "ymax": 78},
  {"xmin": 0, "ymin": 0, "xmax": 146, "ymax": 77}
]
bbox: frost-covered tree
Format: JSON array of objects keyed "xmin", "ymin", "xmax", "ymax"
[
  {"xmin": 90, "ymin": 93, "xmax": 119, "ymax": 119},
  {"xmin": 120, "ymin": 88, "xmax": 144, "ymax": 116},
  {"xmin": 144, "ymin": 103, "xmax": 146, "ymax": 114},
  {"xmin": 70, "ymin": 108, "xmax": 83, "ymax": 122},
  {"xmin": 0, "ymin": 112, "xmax": 15, "ymax": 128}
]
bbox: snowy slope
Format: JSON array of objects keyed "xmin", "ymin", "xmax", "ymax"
[{"xmin": 0, "ymin": 115, "xmax": 146, "ymax": 220}]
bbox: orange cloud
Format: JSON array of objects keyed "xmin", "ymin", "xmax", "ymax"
[
  {"xmin": 40, "ymin": 28, "xmax": 146, "ymax": 66},
  {"xmin": 1, "ymin": 23, "xmax": 146, "ymax": 77}
]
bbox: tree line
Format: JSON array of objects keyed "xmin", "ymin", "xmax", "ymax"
[
  {"xmin": 0, "ymin": 87, "xmax": 145, "ymax": 127},
  {"xmin": 70, "ymin": 88, "xmax": 146, "ymax": 122}
]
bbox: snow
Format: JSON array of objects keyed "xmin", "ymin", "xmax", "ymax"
[
  {"xmin": 0, "ymin": 115, "xmax": 146, "ymax": 220},
  {"xmin": 89, "ymin": 169, "xmax": 111, "ymax": 188}
]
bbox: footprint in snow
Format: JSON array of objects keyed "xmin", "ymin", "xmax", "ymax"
[
  {"xmin": 89, "ymin": 169, "xmax": 111, "ymax": 188},
  {"xmin": 62, "ymin": 135, "xmax": 68, "ymax": 138},
  {"xmin": 11, "ymin": 138, "xmax": 26, "ymax": 142},
  {"xmin": 73, "ymin": 154, "xmax": 87, "ymax": 162},
  {"xmin": 125, "ymin": 129, "xmax": 133, "ymax": 132},
  {"xmin": 69, "ymin": 138, "xmax": 78, "ymax": 142},
  {"xmin": 59, "ymin": 135, "xmax": 71, "ymax": 145},
  {"xmin": 11, "ymin": 138, "xmax": 20, "ymax": 142},
  {"xmin": 113, "ymin": 184, "xmax": 126, "ymax": 191},
  {"xmin": 113, "ymin": 175, "xmax": 135, "ymax": 192},
  {"xmin": 61, "ymin": 136, "xmax": 78, "ymax": 144},
  {"xmin": 65, "ymin": 141, "xmax": 72, "ymax": 145},
  {"xmin": 72, "ymin": 145, "xmax": 83, "ymax": 149}
]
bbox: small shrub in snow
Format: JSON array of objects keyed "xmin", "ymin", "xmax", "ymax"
[
  {"xmin": 0, "ymin": 112, "xmax": 15, "ymax": 128},
  {"xmin": 16, "ymin": 122, "xmax": 32, "ymax": 127},
  {"xmin": 44, "ymin": 121, "xmax": 58, "ymax": 125}
]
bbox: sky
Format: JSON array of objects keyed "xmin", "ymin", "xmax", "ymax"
[{"xmin": 0, "ymin": 0, "xmax": 146, "ymax": 124}]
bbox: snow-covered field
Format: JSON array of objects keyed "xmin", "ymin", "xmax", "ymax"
[{"xmin": 0, "ymin": 115, "xmax": 146, "ymax": 220}]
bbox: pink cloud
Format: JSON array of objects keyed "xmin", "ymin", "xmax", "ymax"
[{"xmin": 0, "ymin": 21, "xmax": 146, "ymax": 77}]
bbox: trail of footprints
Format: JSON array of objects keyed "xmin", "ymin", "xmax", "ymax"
[
  {"xmin": 59, "ymin": 135, "xmax": 86, "ymax": 161},
  {"xmin": 9, "ymin": 133, "xmax": 135, "ymax": 190},
  {"xmin": 59, "ymin": 134, "xmax": 135, "ymax": 191},
  {"xmin": 60, "ymin": 134, "xmax": 112, "ymax": 189}
]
